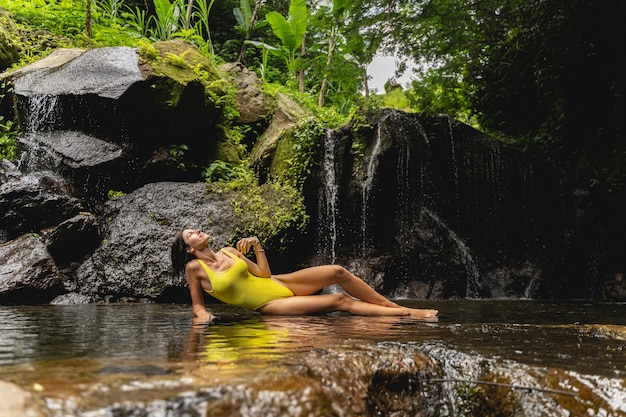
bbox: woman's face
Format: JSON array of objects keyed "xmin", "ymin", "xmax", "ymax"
[{"xmin": 182, "ymin": 229, "xmax": 210, "ymax": 250}]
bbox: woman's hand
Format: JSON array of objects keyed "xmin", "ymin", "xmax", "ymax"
[
  {"xmin": 194, "ymin": 310, "xmax": 216, "ymax": 323},
  {"xmin": 236, "ymin": 236, "xmax": 261, "ymax": 254}
]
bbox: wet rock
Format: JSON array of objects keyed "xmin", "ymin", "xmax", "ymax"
[
  {"xmin": 17, "ymin": 131, "xmax": 126, "ymax": 202},
  {"xmin": 8, "ymin": 42, "xmax": 237, "ymax": 189},
  {"xmin": 98, "ymin": 365, "xmax": 171, "ymax": 375},
  {"xmin": 0, "ymin": 169, "xmax": 81, "ymax": 241},
  {"xmin": 0, "ymin": 380, "xmax": 44, "ymax": 417},
  {"xmin": 49, "ymin": 292, "xmax": 93, "ymax": 304},
  {"xmin": 43, "ymin": 212, "xmax": 100, "ymax": 267},
  {"xmin": 12, "ymin": 46, "xmax": 142, "ymax": 99},
  {"xmin": 0, "ymin": 234, "xmax": 63, "ymax": 304},
  {"xmin": 74, "ymin": 182, "xmax": 237, "ymax": 301},
  {"xmin": 0, "ymin": 158, "xmax": 20, "ymax": 181}
]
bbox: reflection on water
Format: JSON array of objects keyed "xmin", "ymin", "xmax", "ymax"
[
  {"xmin": 0, "ymin": 301, "xmax": 625, "ymax": 415},
  {"xmin": 0, "ymin": 301, "xmax": 625, "ymax": 376}
]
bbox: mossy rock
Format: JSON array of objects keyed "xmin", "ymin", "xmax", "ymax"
[{"xmin": 0, "ymin": 9, "xmax": 22, "ymax": 72}]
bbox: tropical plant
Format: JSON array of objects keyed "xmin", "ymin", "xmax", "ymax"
[
  {"xmin": 149, "ymin": 0, "xmax": 180, "ymax": 40},
  {"xmin": 264, "ymin": 0, "xmax": 308, "ymax": 83},
  {"xmin": 192, "ymin": 0, "xmax": 217, "ymax": 55}
]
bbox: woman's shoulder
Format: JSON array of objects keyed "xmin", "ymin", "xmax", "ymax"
[{"xmin": 185, "ymin": 259, "xmax": 203, "ymax": 273}]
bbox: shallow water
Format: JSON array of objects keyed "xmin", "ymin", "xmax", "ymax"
[{"xmin": 0, "ymin": 300, "xmax": 625, "ymax": 415}]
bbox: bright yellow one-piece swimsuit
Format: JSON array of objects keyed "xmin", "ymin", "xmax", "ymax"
[{"xmin": 196, "ymin": 249, "xmax": 294, "ymax": 310}]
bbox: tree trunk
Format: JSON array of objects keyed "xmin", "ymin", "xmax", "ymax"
[
  {"xmin": 85, "ymin": 0, "xmax": 92, "ymax": 38},
  {"xmin": 237, "ymin": 0, "xmax": 263, "ymax": 64},
  {"xmin": 318, "ymin": 30, "xmax": 336, "ymax": 107},
  {"xmin": 299, "ymin": 36, "xmax": 306, "ymax": 93},
  {"xmin": 185, "ymin": 0, "xmax": 195, "ymax": 29}
]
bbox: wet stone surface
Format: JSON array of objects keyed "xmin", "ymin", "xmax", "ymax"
[{"xmin": 0, "ymin": 301, "xmax": 625, "ymax": 416}]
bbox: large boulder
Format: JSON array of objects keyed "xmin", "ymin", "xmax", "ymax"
[
  {"xmin": 221, "ymin": 62, "xmax": 273, "ymax": 125},
  {"xmin": 0, "ymin": 235, "xmax": 64, "ymax": 304},
  {"xmin": 0, "ymin": 166, "xmax": 82, "ymax": 241},
  {"xmin": 72, "ymin": 182, "xmax": 238, "ymax": 302},
  {"xmin": 8, "ymin": 42, "xmax": 239, "ymax": 199}
]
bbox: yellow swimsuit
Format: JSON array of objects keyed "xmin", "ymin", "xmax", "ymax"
[{"xmin": 196, "ymin": 249, "xmax": 294, "ymax": 310}]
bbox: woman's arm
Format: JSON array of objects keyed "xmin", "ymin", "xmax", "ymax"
[
  {"xmin": 228, "ymin": 236, "xmax": 271, "ymax": 277},
  {"xmin": 185, "ymin": 261, "xmax": 215, "ymax": 322}
]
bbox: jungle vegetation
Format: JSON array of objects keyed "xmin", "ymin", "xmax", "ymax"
[{"xmin": 0, "ymin": 0, "xmax": 624, "ymax": 210}]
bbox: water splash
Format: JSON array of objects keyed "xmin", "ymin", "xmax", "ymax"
[{"xmin": 24, "ymin": 94, "xmax": 59, "ymax": 132}]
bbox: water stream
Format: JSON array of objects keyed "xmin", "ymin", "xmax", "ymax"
[{"xmin": 1, "ymin": 301, "xmax": 624, "ymax": 416}]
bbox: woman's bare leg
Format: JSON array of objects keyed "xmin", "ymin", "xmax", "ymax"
[
  {"xmin": 258, "ymin": 293, "xmax": 438, "ymax": 319},
  {"xmin": 274, "ymin": 265, "xmax": 401, "ymax": 308}
]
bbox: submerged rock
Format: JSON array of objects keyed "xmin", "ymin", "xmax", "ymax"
[{"xmin": 0, "ymin": 380, "xmax": 43, "ymax": 417}]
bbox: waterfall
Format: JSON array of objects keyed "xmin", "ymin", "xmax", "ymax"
[
  {"xmin": 318, "ymin": 129, "xmax": 339, "ymax": 264},
  {"xmin": 24, "ymin": 94, "xmax": 59, "ymax": 132},
  {"xmin": 447, "ymin": 117, "xmax": 460, "ymax": 224},
  {"xmin": 361, "ymin": 121, "xmax": 384, "ymax": 253},
  {"xmin": 423, "ymin": 208, "xmax": 482, "ymax": 298}
]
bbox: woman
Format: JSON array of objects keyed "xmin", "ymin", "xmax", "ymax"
[{"xmin": 171, "ymin": 228, "xmax": 438, "ymax": 322}]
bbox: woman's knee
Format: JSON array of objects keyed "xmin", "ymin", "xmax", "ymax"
[
  {"xmin": 332, "ymin": 293, "xmax": 354, "ymax": 309},
  {"xmin": 331, "ymin": 265, "xmax": 351, "ymax": 282}
]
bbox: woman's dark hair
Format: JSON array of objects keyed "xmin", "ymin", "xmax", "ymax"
[{"xmin": 171, "ymin": 229, "xmax": 196, "ymax": 276}]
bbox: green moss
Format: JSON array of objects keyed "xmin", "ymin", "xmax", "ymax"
[
  {"xmin": 0, "ymin": 9, "xmax": 22, "ymax": 66},
  {"xmin": 207, "ymin": 176, "xmax": 308, "ymax": 254},
  {"xmin": 269, "ymin": 116, "xmax": 323, "ymax": 190},
  {"xmin": 139, "ymin": 40, "xmax": 220, "ymax": 85}
]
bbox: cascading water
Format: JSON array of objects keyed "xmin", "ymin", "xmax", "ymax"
[
  {"xmin": 422, "ymin": 208, "xmax": 482, "ymax": 298},
  {"xmin": 361, "ymin": 119, "xmax": 384, "ymax": 254},
  {"xmin": 23, "ymin": 94, "xmax": 59, "ymax": 132},
  {"xmin": 447, "ymin": 117, "xmax": 460, "ymax": 225},
  {"xmin": 318, "ymin": 129, "xmax": 340, "ymax": 264}
]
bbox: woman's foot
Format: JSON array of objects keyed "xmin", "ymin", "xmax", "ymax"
[{"xmin": 405, "ymin": 308, "xmax": 438, "ymax": 320}]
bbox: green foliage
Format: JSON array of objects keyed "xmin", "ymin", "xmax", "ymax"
[
  {"xmin": 107, "ymin": 189, "xmax": 126, "ymax": 199},
  {"xmin": 202, "ymin": 160, "xmax": 250, "ymax": 183},
  {"xmin": 264, "ymin": 0, "xmax": 308, "ymax": 77},
  {"xmin": 281, "ymin": 116, "xmax": 323, "ymax": 190},
  {"xmin": 121, "ymin": 5, "xmax": 150, "ymax": 37},
  {"xmin": 233, "ymin": 0, "xmax": 253, "ymax": 36},
  {"xmin": 149, "ymin": 0, "xmax": 180, "ymax": 41},
  {"xmin": 0, "ymin": 81, "xmax": 17, "ymax": 161},
  {"xmin": 206, "ymin": 164, "xmax": 309, "ymax": 252},
  {"xmin": 0, "ymin": 116, "xmax": 17, "ymax": 160},
  {"xmin": 95, "ymin": 0, "xmax": 124, "ymax": 20},
  {"xmin": 378, "ymin": 87, "xmax": 412, "ymax": 112},
  {"xmin": 191, "ymin": 0, "xmax": 216, "ymax": 54}
]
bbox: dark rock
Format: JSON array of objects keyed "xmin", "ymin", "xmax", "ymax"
[
  {"xmin": 12, "ymin": 46, "xmax": 142, "ymax": 99},
  {"xmin": 0, "ymin": 235, "xmax": 63, "ymax": 304},
  {"xmin": 17, "ymin": 131, "xmax": 127, "ymax": 202},
  {"xmin": 74, "ymin": 182, "xmax": 237, "ymax": 301},
  {"xmin": 0, "ymin": 170, "xmax": 81, "ymax": 241},
  {"xmin": 43, "ymin": 212, "xmax": 100, "ymax": 267}
]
